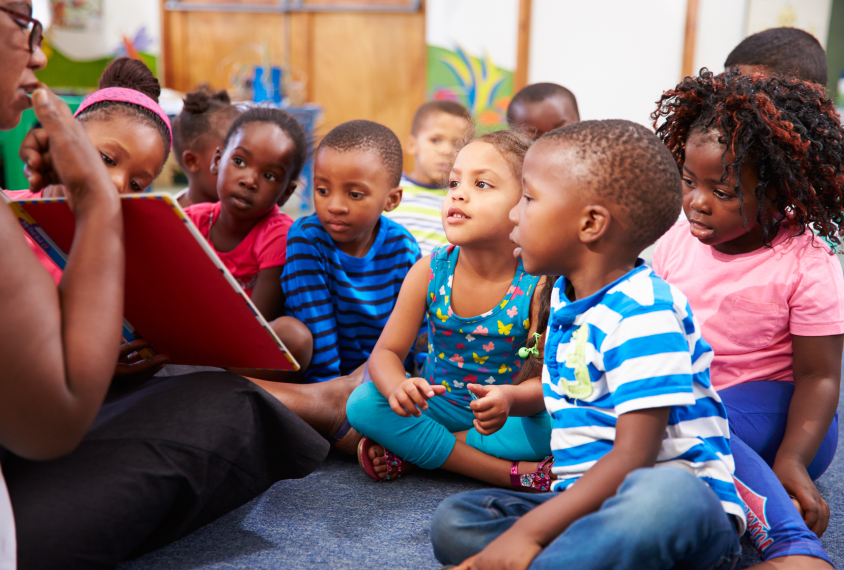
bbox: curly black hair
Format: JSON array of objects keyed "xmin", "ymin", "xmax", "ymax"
[
  {"xmin": 318, "ymin": 120, "xmax": 403, "ymax": 187},
  {"xmin": 652, "ymin": 68, "xmax": 844, "ymax": 248}
]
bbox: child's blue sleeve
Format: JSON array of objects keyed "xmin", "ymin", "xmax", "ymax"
[{"xmin": 281, "ymin": 222, "xmax": 342, "ymax": 382}]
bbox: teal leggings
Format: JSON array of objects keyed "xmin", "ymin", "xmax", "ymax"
[{"xmin": 346, "ymin": 381, "xmax": 552, "ymax": 469}]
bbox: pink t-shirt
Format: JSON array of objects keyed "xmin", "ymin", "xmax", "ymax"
[
  {"xmin": 653, "ymin": 221, "xmax": 844, "ymax": 390},
  {"xmin": 4, "ymin": 189, "xmax": 63, "ymax": 285},
  {"xmin": 185, "ymin": 201, "xmax": 293, "ymax": 296}
]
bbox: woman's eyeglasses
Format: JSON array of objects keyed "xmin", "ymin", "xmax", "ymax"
[{"xmin": 0, "ymin": 5, "xmax": 43, "ymax": 54}]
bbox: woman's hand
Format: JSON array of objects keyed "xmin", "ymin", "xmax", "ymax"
[
  {"xmin": 773, "ymin": 452, "xmax": 830, "ymax": 536},
  {"xmin": 388, "ymin": 377, "xmax": 446, "ymax": 417},
  {"xmin": 468, "ymin": 384, "xmax": 513, "ymax": 435},
  {"xmin": 18, "ymin": 86, "xmax": 114, "ymax": 213}
]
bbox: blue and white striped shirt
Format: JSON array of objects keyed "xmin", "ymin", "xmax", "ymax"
[
  {"xmin": 281, "ymin": 214, "xmax": 421, "ymax": 383},
  {"xmin": 543, "ymin": 263, "xmax": 746, "ymax": 534}
]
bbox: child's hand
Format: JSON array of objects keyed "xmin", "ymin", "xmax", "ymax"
[
  {"xmin": 774, "ymin": 454, "xmax": 830, "ymax": 536},
  {"xmin": 468, "ymin": 384, "xmax": 512, "ymax": 436},
  {"xmin": 453, "ymin": 531, "xmax": 543, "ymax": 570},
  {"xmin": 388, "ymin": 377, "xmax": 446, "ymax": 418},
  {"xmin": 114, "ymin": 339, "xmax": 170, "ymax": 382}
]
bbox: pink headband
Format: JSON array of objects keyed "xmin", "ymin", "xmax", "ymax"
[{"xmin": 74, "ymin": 87, "xmax": 172, "ymax": 148}]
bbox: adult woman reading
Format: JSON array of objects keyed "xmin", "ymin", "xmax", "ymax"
[{"xmin": 0, "ymin": 3, "xmax": 327, "ymax": 568}]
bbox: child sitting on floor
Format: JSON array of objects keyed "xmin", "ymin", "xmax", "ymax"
[
  {"xmin": 172, "ymin": 85, "xmax": 240, "ymax": 209},
  {"xmin": 184, "ymin": 107, "xmax": 312, "ymax": 372},
  {"xmin": 652, "ymin": 69, "xmax": 844, "ymax": 570},
  {"xmin": 506, "ymin": 82, "xmax": 580, "ymax": 140},
  {"xmin": 280, "ymin": 120, "xmax": 421, "ymax": 383},
  {"xmin": 347, "ymin": 130, "xmax": 557, "ymax": 490},
  {"xmin": 430, "ymin": 120, "xmax": 746, "ymax": 570},
  {"xmin": 385, "ymin": 100, "xmax": 473, "ymax": 256},
  {"xmin": 7, "ymin": 57, "xmax": 172, "ymax": 291}
]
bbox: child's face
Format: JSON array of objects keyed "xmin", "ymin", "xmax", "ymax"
[
  {"xmin": 509, "ymin": 96, "xmax": 579, "ymax": 139},
  {"xmin": 443, "ymin": 140, "xmax": 522, "ymax": 248},
  {"xmin": 313, "ymin": 147, "xmax": 401, "ymax": 257},
  {"xmin": 682, "ymin": 131, "xmax": 765, "ymax": 255},
  {"xmin": 408, "ymin": 111, "xmax": 470, "ymax": 186},
  {"xmin": 212, "ymin": 122, "xmax": 298, "ymax": 220},
  {"xmin": 81, "ymin": 114, "xmax": 166, "ymax": 194},
  {"xmin": 510, "ymin": 141, "xmax": 586, "ymax": 276},
  {"xmin": 186, "ymin": 117, "xmax": 236, "ymax": 202}
]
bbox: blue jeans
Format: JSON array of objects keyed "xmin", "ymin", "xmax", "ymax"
[{"xmin": 431, "ymin": 467, "xmax": 742, "ymax": 570}]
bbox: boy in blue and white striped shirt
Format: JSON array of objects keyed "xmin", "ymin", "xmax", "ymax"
[
  {"xmin": 281, "ymin": 120, "xmax": 421, "ymax": 383},
  {"xmin": 431, "ymin": 120, "xmax": 746, "ymax": 570}
]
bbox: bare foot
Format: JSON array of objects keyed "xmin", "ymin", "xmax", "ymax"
[{"xmin": 366, "ymin": 441, "xmax": 417, "ymax": 480}]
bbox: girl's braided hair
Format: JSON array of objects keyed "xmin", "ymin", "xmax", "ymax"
[{"xmin": 652, "ymin": 68, "xmax": 844, "ymax": 248}]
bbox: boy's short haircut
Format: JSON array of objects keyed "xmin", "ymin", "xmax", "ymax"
[
  {"xmin": 410, "ymin": 101, "xmax": 473, "ymax": 135},
  {"xmin": 541, "ymin": 119, "xmax": 681, "ymax": 248},
  {"xmin": 507, "ymin": 83, "xmax": 579, "ymax": 125},
  {"xmin": 724, "ymin": 27, "xmax": 827, "ymax": 85},
  {"xmin": 318, "ymin": 120, "xmax": 404, "ymax": 187}
]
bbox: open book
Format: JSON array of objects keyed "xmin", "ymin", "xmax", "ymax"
[{"xmin": 3, "ymin": 192, "xmax": 298, "ymax": 371}]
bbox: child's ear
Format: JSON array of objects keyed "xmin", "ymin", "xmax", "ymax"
[
  {"xmin": 406, "ymin": 134, "xmax": 419, "ymax": 157},
  {"xmin": 579, "ymin": 204, "xmax": 611, "ymax": 244},
  {"xmin": 383, "ymin": 186, "xmax": 403, "ymax": 213},
  {"xmin": 210, "ymin": 148, "xmax": 223, "ymax": 175},
  {"xmin": 181, "ymin": 150, "xmax": 201, "ymax": 173},
  {"xmin": 277, "ymin": 179, "xmax": 298, "ymax": 207}
]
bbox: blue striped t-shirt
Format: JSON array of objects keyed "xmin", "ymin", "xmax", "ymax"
[
  {"xmin": 543, "ymin": 263, "xmax": 746, "ymax": 534},
  {"xmin": 281, "ymin": 214, "xmax": 421, "ymax": 383}
]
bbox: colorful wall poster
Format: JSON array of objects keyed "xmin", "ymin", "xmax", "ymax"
[{"xmin": 426, "ymin": 0, "xmax": 520, "ymax": 130}]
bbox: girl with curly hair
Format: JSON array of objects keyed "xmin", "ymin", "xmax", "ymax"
[{"xmin": 652, "ymin": 68, "xmax": 844, "ymax": 569}]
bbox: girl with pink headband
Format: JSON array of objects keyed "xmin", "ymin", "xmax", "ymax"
[{"xmin": 7, "ymin": 57, "xmax": 173, "ymax": 284}]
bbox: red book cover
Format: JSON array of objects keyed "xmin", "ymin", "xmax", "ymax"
[{"xmin": 5, "ymin": 192, "xmax": 297, "ymax": 371}]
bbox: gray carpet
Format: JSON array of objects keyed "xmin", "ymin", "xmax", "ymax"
[{"xmin": 121, "ymin": 391, "xmax": 844, "ymax": 570}]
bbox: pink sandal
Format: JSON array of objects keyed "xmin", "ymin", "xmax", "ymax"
[
  {"xmin": 510, "ymin": 455, "xmax": 555, "ymax": 492},
  {"xmin": 357, "ymin": 437, "xmax": 405, "ymax": 482}
]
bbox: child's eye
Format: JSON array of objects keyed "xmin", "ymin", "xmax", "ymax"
[
  {"xmin": 713, "ymin": 189, "xmax": 733, "ymax": 199},
  {"xmin": 431, "ymin": 138, "xmax": 442, "ymax": 145},
  {"xmin": 477, "ymin": 181, "xmax": 491, "ymax": 189},
  {"xmin": 264, "ymin": 172, "xmax": 277, "ymax": 181},
  {"xmin": 233, "ymin": 157, "xmax": 245, "ymax": 166},
  {"xmin": 681, "ymin": 177, "xmax": 693, "ymax": 187},
  {"xmin": 100, "ymin": 152, "xmax": 115, "ymax": 166},
  {"xmin": 448, "ymin": 179, "xmax": 459, "ymax": 189},
  {"xmin": 130, "ymin": 180, "xmax": 143, "ymax": 193},
  {"xmin": 523, "ymin": 195, "xmax": 532, "ymax": 203},
  {"xmin": 315, "ymin": 187, "xmax": 329, "ymax": 196},
  {"xmin": 349, "ymin": 191, "xmax": 364, "ymax": 199}
]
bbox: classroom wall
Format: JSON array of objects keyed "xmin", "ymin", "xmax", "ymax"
[
  {"xmin": 160, "ymin": 1, "xmax": 426, "ymax": 168},
  {"xmin": 527, "ymin": 0, "xmax": 688, "ymax": 127}
]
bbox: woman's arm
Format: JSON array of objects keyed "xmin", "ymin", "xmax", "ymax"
[
  {"xmin": 0, "ymin": 88, "xmax": 124, "ymax": 460},
  {"xmin": 369, "ymin": 255, "xmax": 445, "ymax": 415},
  {"xmin": 773, "ymin": 333, "xmax": 842, "ymax": 536}
]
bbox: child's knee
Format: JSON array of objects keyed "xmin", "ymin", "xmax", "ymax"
[
  {"xmin": 430, "ymin": 493, "xmax": 481, "ymax": 564},
  {"xmin": 345, "ymin": 381, "xmax": 386, "ymax": 432}
]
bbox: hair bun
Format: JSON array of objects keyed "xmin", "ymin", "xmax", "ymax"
[
  {"xmin": 99, "ymin": 57, "xmax": 161, "ymax": 102},
  {"xmin": 182, "ymin": 85, "xmax": 231, "ymax": 114}
]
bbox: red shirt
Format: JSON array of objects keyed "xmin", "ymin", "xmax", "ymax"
[{"xmin": 185, "ymin": 201, "xmax": 293, "ymax": 296}]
